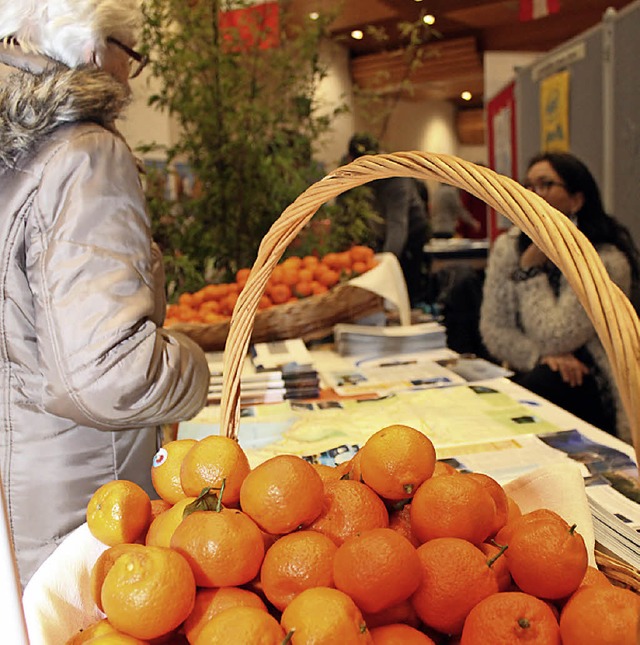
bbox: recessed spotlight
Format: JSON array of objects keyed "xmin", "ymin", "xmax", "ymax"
[
  {"xmin": 415, "ymin": 0, "xmax": 424, "ymax": 3},
  {"xmin": 423, "ymin": 14, "xmax": 435, "ymax": 25},
  {"xmin": 309, "ymin": 12, "xmax": 319, "ymax": 21},
  {"xmin": 461, "ymin": 91, "xmax": 473, "ymax": 101},
  {"xmin": 351, "ymin": 30, "xmax": 364, "ymax": 40}
]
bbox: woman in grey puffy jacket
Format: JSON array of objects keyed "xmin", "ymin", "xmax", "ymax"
[
  {"xmin": 480, "ymin": 152, "xmax": 640, "ymax": 443},
  {"xmin": 0, "ymin": 0, "xmax": 210, "ymax": 585}
]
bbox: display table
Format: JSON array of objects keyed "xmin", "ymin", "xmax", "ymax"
[{"xmin": 423, "ymin": 238, "xmax": 489, "ymax": 273}]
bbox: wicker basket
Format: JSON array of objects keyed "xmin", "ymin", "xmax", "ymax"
[
  {"xmin": 215, "ymin": 151, "xmax": 640, "ymax": 587},
  {"xmin": 169, "ymin": 283, "xmax": 383, "ymax": 351}
]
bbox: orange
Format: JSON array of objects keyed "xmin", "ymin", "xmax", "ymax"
[
  {"xmin": 322, "ymin": 252, "xmax": 343, "ymax": 270},
  {"xmin": 464, "ymin": 472, "xmax": 509, "ymax": 536},
  {"xmin": 170, "ymin": 509, "xmax": 265, "ymax": 587},
  {"xmin": 411, "ymin": 537, "xmax": 499, "ymax": 635},
  {"xmin": 83, "ymin": 634, "xmax": 148, "ymax": 645},
  {"xmin": 333, "ymin": 527, "xmax": 422, "ymax": 614},
  {"xmin": 578, "ymin": 565, "xmax": 611, "ymax": 589},
  {"xmin": 506, "ymin": 496, "xmax": 522, "ymax": 524},
  {"xmin": 311, "ymin": 462, "xmax": 347, "ymax": 484},
  {"xmin": 90, "ymin": 543, "xmax": 147, "ymax": 612},
  {"xmin": 183, "ymin": 587, "xmax": 267, "ymax": 644},
  {"xmin": 359, "ymin": 425, "xmax": 436, "ymax": 500},
  {"xmin": 260, "ymin": 530, "xmax": 338, "ymax": 611},
  {"xmin": 432, "ymin": 460, "xmax": 458, "ymax": 477},
  {"xmin": 559, "ymin": 584, "xmax": 639, "ymax": 645},
  {"xmin": 282, "ymin": 256, "xmax": 303, "ymax": 270},
  {"xmin": 388, "ymin": 504, "xmax": 420, "ymax": 547},
  {"xmin": 100, "ymin": 545, "xmax": 196, "ymax": 641},
  {"xmin": 65, "ymin": 619, "xmax": 118, "ymax": 644},
  {"xmin": 235, "ymin": 267, "xmax": 251, "ymax": 285},
  {"xmin": 504, "ymin": 514, "xmax": 588, "ymax": 599},
  {"xmin": 494, "ymin": 508, "xmax": 565, "ymax": 546},
  {"xmin": 352, "ymin": 260, "xmax": 368, "ymax": 275},
  {"xmin": 478, "ymin": 542, "xmax": 511, "ymax": 591},
  {"xmin": 410, "ymin": 473, "xmax": 496, "ymax": 545},
  {"xmin": 144, "ymin": 497, "xmax": 196, "ymax": 548},
  {"xmin": 239, "ymin": 454, "xmax": 324, "ymax": 535},
  {"xmin": 294, "ymin": 280, "xmax": 313, "ymax": 297},
  {"xmin": 370, "ymin": 624, "xmax": 436, "ymax": 644},
  {"xmin": 270, "ymin": 283, "xmax": 292, "ymax": 304},
  {"xmin": 83, "ymin": 635, "xmax": 147, "ymax": 645},
  {"xmin": 317, "ymin": 268, "xmax": 340, "ymax": 288},
  {"xmin": 342, "ymin": 450, "xmax": 364, "ymax": 482},
  {"xmin": 308, "ymin": 479, "xmax": 389, "ymax": 545},
  {"xmin": 460, "ymin": 591, "xmax": 561, "ymax": 644},
  {"xmin": 179, "ymin": 436, "xmax": 250, "ymax": 506},
  {"xmin": 280, "ymin": 586, "xmax": 373, "ymax": 644},
  {"xmin": 149, "ymin": 498, "xmax": 171, "ymax": 521},
  {"xmin": 362, "ymin": 599, "xmax": 420, "ymax": 630},
  {"xmin": 87, "ymin": 480, "xmax": 152, "ymax": 547},
  {"xmin": 151, "ymin": 439, "xmax": 197, "ymax": 505},
  {"xmin": 350, "ymin": 245, "xmax": 375, "ymax": 263},
  {"xmin": 192, "ymin": 606, "xmax": 285, "ymax": 644}
]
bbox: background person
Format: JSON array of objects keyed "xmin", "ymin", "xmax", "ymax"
[
  {"xmin": 346, "ymin": 133, "xmax": 430, "ymax": 307},
  {"xmin": 430, "ymin": 183, "xmax": 481, "ymax": 239},
  {"xmin": 480, "ymin": 151, "xmax": 640, "ymax": 442},
  {"xmin": 0, "ymin": 0, "xmax": 210, "ymax": 585}
]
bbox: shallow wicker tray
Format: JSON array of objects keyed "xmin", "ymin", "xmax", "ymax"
[{"xmin": 170, "ymin": 283, "xmax": 383, "ymax": 351}]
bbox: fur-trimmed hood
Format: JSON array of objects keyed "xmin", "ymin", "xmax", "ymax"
[{"xmin": 0, "ymin": 51, "xmax": 130, "ymax": 169}]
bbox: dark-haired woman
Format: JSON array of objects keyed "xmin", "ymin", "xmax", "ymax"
[{"xmin": 480, "ymin": 152, "xmax": 640, "ymax": 442}]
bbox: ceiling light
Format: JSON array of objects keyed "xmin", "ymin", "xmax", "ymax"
[
  {"xmin": 351, "ymin": 30, "xmax": 364, "ymax": 40},
  {"xmin": 423, "ymin": 14, "xmax": 436, "ymax": 25},
  {"xmin": 414, "ymin": 0, "xmax": 424, "ymax": 2},
  {"xmin": 461, "ymin": 91, "xmax": 473, "ymax": 101},
  {"xmin": 309, "ymin": 12, "xmax": 319, "ymax": 21}
]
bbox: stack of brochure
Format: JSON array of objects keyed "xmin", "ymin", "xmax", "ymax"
[
  {"xmin": 587, "ymin": 494, "xmax": 640, "ymax": 571},
  {"xmin": 334, "ymin": 321, "xmax": 447, "ymax": 357},
  {"xmin": 207, "ymin": 338, "xmax": 320, "ymax": 405},
  {"xmin": 207, "ymin": 364, "xmax": 320, "ymax": 405}
]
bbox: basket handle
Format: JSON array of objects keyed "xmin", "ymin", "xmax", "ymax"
[{"xmin": 220, "ymin": 151, "xmax": 640, "ymax": 468}]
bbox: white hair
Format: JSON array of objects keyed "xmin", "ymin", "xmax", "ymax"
[{"xmin": 0, "ymin": 0, "xmax": 143, "ymax": 68}]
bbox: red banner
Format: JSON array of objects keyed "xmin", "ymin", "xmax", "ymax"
[
  {"xmin": 220, "ymin": 1, "xmax": 280, "ymax": 51},
  {"xmin": 519, "ymin": 0, "xmax": 560, "ymax": 21},
  {"xmin": 487, "ymin": 81, "xmax": 518, "ymax": 242}
]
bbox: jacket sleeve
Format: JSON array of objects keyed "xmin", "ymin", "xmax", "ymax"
[
  {"xmin": 377, "ymin": 179, "xmax": 410, "ymax": 257},
  {"xmin": 479, "ymin": 232, "xmax": 542, "ymax": 371},
  {"xmin": 517, "ymin": 245, "xmax": 632, "ymax": 356},
  {"xmin": 29, "ymin": 128, "xmax": 210, "ymax": 431}
]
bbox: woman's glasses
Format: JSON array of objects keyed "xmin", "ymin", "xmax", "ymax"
[
  {"xmin": 106, "ymin": 37, "xmax": 148, "ymax": 79},
  {"xmin": 522, "ymin": 179, "xmax": 566, "ymax": 195}
]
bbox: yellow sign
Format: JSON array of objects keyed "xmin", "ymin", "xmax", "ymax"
[{"xmin": 540, "ymin": 70, "xmax": 570, "ymax": 151}]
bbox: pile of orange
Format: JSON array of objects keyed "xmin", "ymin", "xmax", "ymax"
[
  {"xmin": 164, "ymin": 245, "xmax": 378, "ymax": 326},
  {"xmin": 73, "ymin": 424, "xmax": 639, "ymax": 644}
]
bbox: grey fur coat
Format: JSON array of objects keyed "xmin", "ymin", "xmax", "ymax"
[
  {"xmin": 480, "ymin": 227, "xmax": 631, "ymax": 442},
  {"xmin": 0, "ymin": 51, "xmax": 209, "ymax": 585}
]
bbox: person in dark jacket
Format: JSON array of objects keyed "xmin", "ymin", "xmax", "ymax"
[
  {"xmin": 347, "ymin": 133, "xmax": 430, "ymax": 306},
  {"xmin": 0, "ymin": 0, "xmax": 210, "ymax": 585}
]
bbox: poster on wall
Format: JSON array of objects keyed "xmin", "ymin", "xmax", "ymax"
[
  {"xmin": 487, "ymin": 81, "xmax": 518, "ymax": 241},
  {"xmin": 540, "ymin": 70, "xmax": 570, "ymax": 151}
]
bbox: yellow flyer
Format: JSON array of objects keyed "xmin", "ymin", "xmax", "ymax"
[{"xmin": 540, "ymin": 70, "xmax": 570, "ymax": 152}]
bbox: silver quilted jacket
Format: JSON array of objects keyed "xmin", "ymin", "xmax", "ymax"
[{"xmin": 0, "ymin": 51, "xmax": 209, "ymax": 585}]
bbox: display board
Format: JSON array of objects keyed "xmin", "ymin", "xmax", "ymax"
[
  {"xmin": 513, "ymin": 1, "xmax": 640, "ymax": 244},
  {"xmin": 612, "ymin": 2, "xmax": 640, "ymax": 244}
]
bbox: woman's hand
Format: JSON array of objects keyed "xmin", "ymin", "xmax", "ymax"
[
  {"xmin": 540, "ymin": 353, "xmax": 590, "ymax": 387},
  {"xmin": 520, "ymin": 243, "xmax": 547, "ymax": 269}
]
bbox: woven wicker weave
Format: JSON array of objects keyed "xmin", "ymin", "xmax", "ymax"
[{"xmin": 218, "ymin": 151, "xmax": 640, "ymax": 474}]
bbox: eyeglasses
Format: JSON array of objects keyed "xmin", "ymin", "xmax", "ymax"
[
  {"xmin": 106, "ymin": 37, "xmax": 149, "ymax": 79},
  {"xmin": 522, "ymin": 179, "xmax": 566, "ymax": 195}
]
